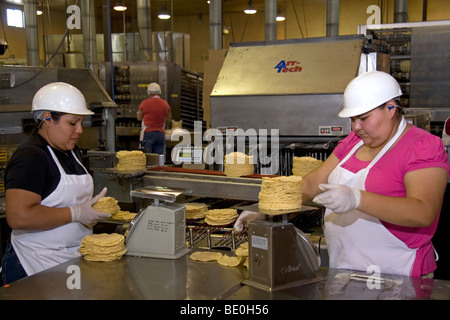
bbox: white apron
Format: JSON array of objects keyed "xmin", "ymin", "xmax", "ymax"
[
  {"xmin": 11, "ymin": 146, "xmax": 93, "ymax": 276},
  {"xmin": 324, "ymin": 117, "xmax": 417, "ymax": 276},
  {"xmin": 140, "ymin": 120, "xmax": 147, "ymax": 145}
]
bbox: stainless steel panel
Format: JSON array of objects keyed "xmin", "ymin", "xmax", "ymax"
[
  {"xmin": 130, "ymin": 62, "xmax": 162, "ymax": 109},
  {"xmin": 93, "ymin": 169, "xmax": 144, "ymax": 203},
  {"xmin": 0, "ymin": 66, "xmax": 115, "ymax": 111},
  {"xmin": 153, "ymin": 31, "xmax": 173, "ymax": 62},
  {"xmin": 211, "ymin": 94, "xmax": 351, "ymax": 136},
  {"xmin": 410, "ymin": 25, "xmax": 450, "ymax": 109},
  {"xmin": 211, "ymin": 37, "xmax": 363, "ymax": 96},
  {"xmin": 143, "ymin": 171, "xmax": 262, "ymax": 201}
]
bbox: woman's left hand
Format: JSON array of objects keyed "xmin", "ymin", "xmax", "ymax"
[{"xmin": 313, "ymin": 183, "xmax": 361, "ymax": 213}]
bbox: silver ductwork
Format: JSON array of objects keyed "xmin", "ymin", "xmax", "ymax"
[
  {"xmin": 24, "ymin": 0, "xmax": 39, "ymax": 66},
  {"xmin": 82, "ymin": 0, "xmax": 98, "ymax": 73},
  {"xmin": 137, "ymin": 0, "xmax": 152, "ymax": 61},
  {"xmin": 326, "ymin": 0, "xmax": 339, "ymax": 37},
  {"xmin": 394, "ymin": 0, "xmax": 409, "ymax": 23},
  {"xmin": 209, "ymin": 0, "xmax": 222, "ymax": 50},
  {"xmin": 265, "ymin": 0, "xmax": 277, "ymax": 41}
]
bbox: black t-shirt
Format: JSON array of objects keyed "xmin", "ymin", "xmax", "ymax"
[{"xmin": 5, "ymin": 130, "xmax": 87, "ymax": 200}]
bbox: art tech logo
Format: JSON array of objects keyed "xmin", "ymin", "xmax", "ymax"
[{"xmin": 274, "ymin": 60, "xmax": 303, "ymax": 73}]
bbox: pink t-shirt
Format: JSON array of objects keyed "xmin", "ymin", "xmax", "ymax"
[
  {"xmin": 333, "ymin": 126, "xmax": 450, "ymax": 277},
  {"xmin": 139, "ymin": 95, "xmax": 171, "ymax": 132}
]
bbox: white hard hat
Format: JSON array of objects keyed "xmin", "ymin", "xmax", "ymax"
[
  {"xmin": 339, "ymin": 71, "xmax": 402, "ymax": 118},
  {"xmin": 147, "ymin": 82, "xmax": 161, "ymax": 95},
  {"xmin": 32, "ymin": 82, "xmax": 94, "ymax": 115}
]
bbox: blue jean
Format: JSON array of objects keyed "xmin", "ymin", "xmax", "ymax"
[
  {"xmin": 143, "ymin": 131, "xmax": 166, "ymax": 155},
  {"xmin": 1, "ymin": 239, "xmax": 27, "ymax": 285}
]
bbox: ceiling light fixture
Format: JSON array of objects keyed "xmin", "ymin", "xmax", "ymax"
[
  {"xmin": 244, "ymin": 0, "xmax": 257, "ymax": 14},
  {"xmin": 158, "ymin": 4, "xmax": 171, "ymax": 20},
  {"xmin": 276, "ymin": 9, "xmax": 285, "ymax": 21},
  {"xmin": 113, "ymin": 1, "xmax": 127, "ymax": 12}
]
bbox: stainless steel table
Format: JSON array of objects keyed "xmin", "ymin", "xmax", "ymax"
[
  {"xmin": 0, "ymin": 254, "xmax": 246, "ymax": 300},
  {"xmin": 0, "ymin": 252, "xmax": 449, "ymax": 300}
]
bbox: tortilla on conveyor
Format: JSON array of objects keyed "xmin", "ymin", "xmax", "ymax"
[
  {"xmin": 185, "ymin": 202, "xmax": 208, "ymax": 219},
  {"xmin": 204, "ymin": 208, "xmax": 238, "ymax": 226},
  {"xmin": 224, "ymin": 152, "xmax": 254, "ymax": 177},
  {"xmin": 115, "ymin": 150, "xmax": 146, "ymax": 172}
]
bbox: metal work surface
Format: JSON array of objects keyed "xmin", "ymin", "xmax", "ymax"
[
  {"xmin": 0, "ymin": 253, "xmax": 449, "ymax": 300},
  {"xmin": 0, "ymin": 254, "xmax": 246, "ymax": 300},
  {"xmin": 228, "ymin": 268, "xmax": 450, "ymax": 300}
]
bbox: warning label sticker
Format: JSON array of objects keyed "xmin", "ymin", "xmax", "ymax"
[{"xmin": 319, "ymin": 126, "xmax": 344, "ymax": 136}]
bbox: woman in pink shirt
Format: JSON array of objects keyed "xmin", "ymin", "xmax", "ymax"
[
  {"xmin": 235, "ymin": 71, "xmax": 449, "ymax": 278},
  {"xmin": 309, "ymin": 71, "xmax": 450, "ymax": 277}
]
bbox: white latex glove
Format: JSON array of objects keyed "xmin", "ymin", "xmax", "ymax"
[
  {"xmin": 70, "ymin": 187, "xmax": 111, "ymax": 226},
  {"xmin": 312, "ymin": 183, "xmax": 361, "ymax": 213},
  {"xmin": 234, "ymin": 210, "xmax": 263, "ymax": 232}
]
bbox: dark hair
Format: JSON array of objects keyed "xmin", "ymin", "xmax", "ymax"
[
  {"xmin": 49, "ymin": 112, "xmax": 65, "ymax": 122},
  {"xmin": 377, "ymin": 98, "xmax": 404, "ymax": 115}
]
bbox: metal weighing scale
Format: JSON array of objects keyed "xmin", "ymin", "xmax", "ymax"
[
  {"xmin": 125, "ymin": 186, "xmax": 191, "ymax": 259},
  {"xmin": 238, "ymin": 204, "xmax": 322, "ymax": 291}
]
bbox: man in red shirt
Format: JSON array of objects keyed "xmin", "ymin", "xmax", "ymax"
[{"xmin": 137, "ymin": 82, "xmax": 172, "ymax": 157}]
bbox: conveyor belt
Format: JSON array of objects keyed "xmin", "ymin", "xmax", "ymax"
[{"xmin": 182, "ymin": 197, "xmax": 323, "ymax": 250}]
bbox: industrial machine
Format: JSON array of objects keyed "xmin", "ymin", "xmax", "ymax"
[
  {"xmin": 99, "ymin": 60, "xmax": 204, "ymax": 152},
  {"xmin": 208, "ymin": 35, "xmax": 375, "ymax": 175},
  {"xmin": 358, "ymin": 21, "xmax": 450, "ymax": 135},
  {"xmin": 210, "ymin": 35, "xmax": 366, "ymax": 138},
  {"xmin": 0, "ymin": 66, "xmax": 117, "ymax": 151}
]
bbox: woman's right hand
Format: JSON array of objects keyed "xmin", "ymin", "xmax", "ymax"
[
  {"xmin": 70, "ymin": 187, "xmax": 111, "ymax": 226},
  {"xmin": 234, "ymin": 210, "xmax": 263, "ymax": 232}
]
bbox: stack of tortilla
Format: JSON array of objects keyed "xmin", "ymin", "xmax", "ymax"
[
  {"xmin": 185, "ymin": 202, "xmax": 208, "ymax": 219},
  {"xmin": 92, "ymin": 196, "xmax": 121, "ymax": 215},
  {"xmin": 292, "ymin": 156, "xmax": 323, "ymax": 177},
  {"xmin": 204, "ymin": 208, "xmax": 238, "ymax": 226},
  {"xmin": 224, "ymin": 152, "xmax": 254, "ymax": 177},
  {"xmin": 258, "ymin": 175, "xmax": 303, "ymax": 211},
  {"xmin": 115, "ymin": 150, "xmax": 146, "ymax": 172},
  {"xmin": 79, "ymin": 233, "xmax": 127, "ymax": 262}
]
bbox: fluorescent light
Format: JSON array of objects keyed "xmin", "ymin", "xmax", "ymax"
[
  {"xmin": 276, "ymin": 8, "xmax": 285, "ymax": 21},
  {"xmin": 114, "ymin": 1, "xmax": 127, "ymax": 11},
  {"xmin": 244, "ymin": 1, "xmax": 257, "ymax": 14},
  {"xmin": 158, "ymin": 4, "xmax": 171, "ymax": 20}
]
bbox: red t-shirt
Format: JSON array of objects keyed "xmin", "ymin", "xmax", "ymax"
[{"xmin": 139, "ymin": 95, "xmax": 171, "ymax": 132}]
